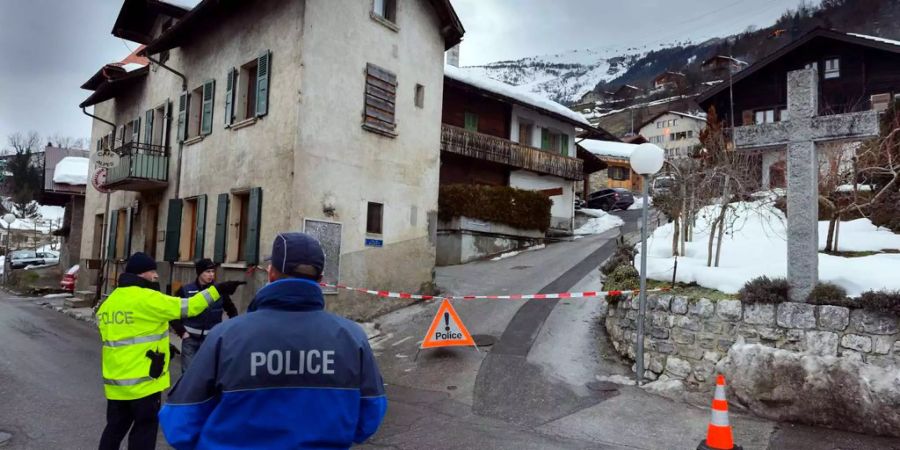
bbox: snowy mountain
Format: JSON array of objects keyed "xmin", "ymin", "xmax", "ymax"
[{"xmin": 459, "ymin": 43, "xmax": 688, "ymax": 105}]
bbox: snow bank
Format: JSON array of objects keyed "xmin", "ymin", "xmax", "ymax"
[
  {"xmin": 819, "ymin": 218, "xmax": 900, "ymax": 252},
  {"xmin": 444, "ymin": 65, "xmax": 590, "ymax": 126},
  {"xmin": 575, "ymin": 212, "xmax": 624, "ymax": 235},
  {"xmin": 578, "ymin": 208, "xmax": 608, "ymax": 218},
  {"xmin": 579, "ymin": 139, "xmax": 638, "ymax": 159},
  {"xmin": 628, "ymin": 196, "xmax": 653, "ymax": 210},
  {"xmin": 639, "ymin": 200, "xmax": 900, "ymax": 296},
  {"xmin": 53, "ymin": 157, "xmax": 89, "ymax": 185}
]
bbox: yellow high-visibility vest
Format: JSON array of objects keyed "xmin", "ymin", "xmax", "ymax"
[{"xmin": 97, "ymin": 285, "xmax": 221, "ymax": 400}]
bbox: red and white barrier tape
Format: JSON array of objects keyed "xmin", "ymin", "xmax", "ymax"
[{"xmin": 318, "ymin": 282, "xmax": 669, "ymax": 300}]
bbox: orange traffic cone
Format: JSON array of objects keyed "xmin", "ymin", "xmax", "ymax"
[{"xmin": 697, "ymin": 375, "xmax": 742, "ymax": 450}]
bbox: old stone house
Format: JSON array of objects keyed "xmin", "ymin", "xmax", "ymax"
[{"xmin": 78, "ymin": 0, "xmax": 464, "ymax": 319}]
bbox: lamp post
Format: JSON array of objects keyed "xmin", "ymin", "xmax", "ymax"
[
  {"xmin": 2, "ymin": 213, "xmax": 16, "ymax": 284},
  {"xmin": 629, "ymin": 143, "xmax": 665, "ymax": 385}
]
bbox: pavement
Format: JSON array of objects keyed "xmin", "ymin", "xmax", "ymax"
[{"xmin": 2, "ymin": 209, "xmax": 899, "ymax": 449}]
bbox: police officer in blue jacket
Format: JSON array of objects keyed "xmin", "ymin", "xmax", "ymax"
[
  {"xmin": 159, "ymin": 232, "xmax": 387, "ymax": 449},
  {"xmin": 170, "ymin": 258, "xmax": 238, "ymax": 373}
]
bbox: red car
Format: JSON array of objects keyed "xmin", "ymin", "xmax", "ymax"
[{"xmin": 61, "ymin": 265, "xmax": 79, "ymax": 292}]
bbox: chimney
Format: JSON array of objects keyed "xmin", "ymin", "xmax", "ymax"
[{"xmin": 446, "ymin": 44, "xmax": 460, "ymax": 68}]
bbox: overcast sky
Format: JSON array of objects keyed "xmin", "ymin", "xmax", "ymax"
[{"xmin": 0, "ymin": 0, "xmax": 811, "ymax": 148}]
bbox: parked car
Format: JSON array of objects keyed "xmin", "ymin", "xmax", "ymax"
[
  {"xmin": 587, "ymin": 188, "xmax": 635, "ymax": 211},
  {"xmin": 61, "ymin": 264, "xmax": 79, "ymax": 292},
  {"xmin": 574, "ymin": 197, "xmax": 586, "ymax": 210},
  {"xmin": 650, "ymin": 175, "xmax": 676, "ymax": 196},
  {"xmin": 38, "ymin": 251, "xmax": 59, "ymax": 266},
  {"xmin": 9, "ymin": 250, "xmax": 44, "ymax": 269}
]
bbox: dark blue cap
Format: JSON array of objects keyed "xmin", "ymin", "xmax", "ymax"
[
  {"xmin": 266, "ymin": 232, "xmax": 325, "ymax": 275},
  {"xmin": 125, "ymin": 252, "xmax": 157, "ymax": 275}
]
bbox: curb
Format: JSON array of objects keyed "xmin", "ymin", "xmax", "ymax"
[{"xmin": 38, "ymin": 300, "xmax": 97, "ymax": 326}]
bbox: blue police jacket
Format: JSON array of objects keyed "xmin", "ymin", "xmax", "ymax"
[
  {"xmin": 158, "ymin": 278, "xmax": 388, "ymax": 449},
  {"xmin": 175, "ymin": 281, "xmax": 231, "ymax": 332}
]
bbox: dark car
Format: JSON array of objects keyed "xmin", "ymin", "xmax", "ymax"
[{"xmin": 587, "ymin": 188, "xmax": 635, "ymax": 211}]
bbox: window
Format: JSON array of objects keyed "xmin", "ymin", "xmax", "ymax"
[
  {"xmin": 687, "ymin": 130, "xmax": 694, "ymax": 138},
  {"xmin": 414, "ymin": 84, "xmax": 424, "ymax": 108},
  {"xmin": 179, "ymin": 197, "xmax": 199, "ymax": 261},
  {"xmin": 373, "ymin": 0, "xmax": 396, "ymax": 23},
  {"xmin": 779, "ymin": 107, "xmax": 789, "ymax": 122},
  {"xmin": 608, "ymin": 166, "xmax": 630, "ymax": 181},
  {"xmin": 518, "ymin": 121, "xmax": 533, "ymax": 145},
  {"xmin": 755, "ymin": 109, "xmax": 775, "ymax": 124},
  {"xmin": 363, "ymin": 63, "xmax": 397, "ymax": 136},
  {"xmin": 226, "ymin": 51, "xmax": 271, "ymax": 127},
  {"xmin": 824, "ymin": 58, "xmax": 840, "ymax": 79},
  {"xmin": 669, "ymin": 133, "xmax": 675, "ymax": 141},
  {"xmin": 464, "ymin": 112, "xmax": 478, "ymax": 132},
  {"xmin": 178, "ymin": 80, "xmax": 216, "ymax": 141},
  {"xmin": 366, "ymin": 202, "xmax": 383, "ymax": 235},
  {"xmin": 541, "ymin": 129, "xmax": 567, "ymax": 154},
  {"xmin": 222, "ymin": 188, "xmax": 262, "ymax": 264}
]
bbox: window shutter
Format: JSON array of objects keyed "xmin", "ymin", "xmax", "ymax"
[
  {"xmin": 201, "ymin": 80, "xmax": 215, "ymax": 136},
  {"xmin": 194, "ymin": 194, "xmax": 207, "ymax": 258},
  {"xmin": 177, "ymin": 91, "xmax": 188, "ymax": 142},
  {"xmin": 107, "ymin": 212, "xmax": 118, "ymax": 260},
  {"xmin": 464, "ymin": 112, "xmax": 478, "ymax": 132},
  {"xmin": 145, "ymin": 109, "xmax": 154, "ymax": 145},
  {"xmin": 541, "ymin": 129, "xmax": 550, "ymax": 150},
  {"xmin": 132, "ymin": 117, "xmax": 141, "ymax": 144},
  {"xmin": 256, "ymin": 51, "xmax": 271, "ymax": 118},
  {"xmin": 164, "ymin": 198, "xmax": 183, "ymax": 262},
  {"xmin": 213, "ymin": 193, "xmax": 229, "ymax": 263},
  {"xmin": 118, "ymin": 125, "xmax": 126, "ymax": 146},
  {"xmin": 96, "ymin": 139, "xmax": 101, "ymax": 151},
  {"xmin": 124, "ymin": 207, "xmax": 133, "ymax": 257},
  {"xmin": 163, "ymin": 100, "xmax": 172, "ymax": 149},
  {"xmin": 224, "ymin": 68, "xmax": 235, "ymax": 126},
  {"xmin": 363, "ymin": 63, "xmax": 397, "ymax": 135},
  {"xmin": 560, "ymin": 134, "xmax": 569, "ymax": 156},
  {"xmin": 244, "ymin": 187, "xmax": 263, "ymax": 264}
]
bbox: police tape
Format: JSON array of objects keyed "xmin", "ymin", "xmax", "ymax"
[{"xmin": 317, "ymin": 282, "xmax": 670, "ymax": 301}]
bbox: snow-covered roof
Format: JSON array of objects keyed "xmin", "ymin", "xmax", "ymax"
[
  {"xmin": 160, "ymin": 0, "xmax": 202, "ymax": 10},
  {"xmin": 579, "ymin": 139, "xmax": 639, "ymax": 159},
  {"xmin": 120, "ymin": 62, "xmax": 147, "ymax": 72},
  {"xmin": 53, "ymin": 157, "xmax": 89, "ymax": 186},
  {"xmin": 445, "ymin": 65, "xmax": 590, "ymax": 127},
  {"xmin": 847, "ymin": 33, "xmax": 900, "ymax": 48},
  {"xmin": 668, "ymin": 111, "xmax": 707, "ymax": 122}
]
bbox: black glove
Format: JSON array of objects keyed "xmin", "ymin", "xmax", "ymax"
[{"xmin": 214, "ymin": 281, "xmax": 246, "ymax": 296}]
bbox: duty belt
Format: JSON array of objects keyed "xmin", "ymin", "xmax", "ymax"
[{"xmin": 184, "ymin": 325, "xmax": 211, "ymax": 337}]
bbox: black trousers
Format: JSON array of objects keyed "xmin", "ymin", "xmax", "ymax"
[{"xmin": 98, "ymin": 392, "xmax": 161, "ymax": 450}]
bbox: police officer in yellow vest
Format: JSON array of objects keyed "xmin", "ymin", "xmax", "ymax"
[{"xmin": 97, "ymin": 252, "xmax": 245, "ymax": 450}]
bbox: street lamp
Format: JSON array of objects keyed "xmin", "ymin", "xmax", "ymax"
[
  {"xmin": 629, "ymin": 143, "xmax": 665, "ymax": 385},
  {"xmin": 2, "ymin": 213, "xmax": 16, "ymax": 282}
]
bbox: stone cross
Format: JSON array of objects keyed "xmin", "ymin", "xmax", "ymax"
[{"xmin": 734, "ymin": 68, "xmax": 880, "ymax": 301}]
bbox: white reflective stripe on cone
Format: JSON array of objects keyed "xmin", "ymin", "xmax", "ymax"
[
  {"xmin": 102, "ymin": 332, "xmax": 167, "ymax": 347},
  {"xmin": 714, "ymin": 385, "xmax": 727, "ymax": 400},
  {"xmin": 103, "ymin": 376, "xmax": 154, "ymax": 386},
  {"xmin": 202, "ymin": 290, "xmax": 214, "ymax": 306},
  {"xmin": 180, "ymin": 298, "xmax": 190, "ymax": 319},
  {"xmin": 711, "ymin": 409, "xmax": 730, "ymax": 427}
]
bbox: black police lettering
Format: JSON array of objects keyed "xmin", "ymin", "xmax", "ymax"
[
  {"xmin": 98, "ymin": 310, "xmax": 135, "ymax": 325},
  {"xmin": 250, "ymin": 350, "xmax": 336, "ymax": 376}
]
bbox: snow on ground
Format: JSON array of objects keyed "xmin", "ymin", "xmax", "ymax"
[
  {"xmin": 53, "ymin": 157, "xmax": 89, "ymax": 185},
  {"xmin": 819, "ymin": 218, "xmax": 900, "ymax": 252},
  {"xmin": 628, "ymin": 196, "xmax": 653, "ymax": 210},
  {"xmin": 579, "ymin": 208, "xmax": 608, "ymax": 218},
  {"xmin": 575, "ymin": 212, "xmax": 625, "ymax": 235},
  {"xmin": 638, "ymin": 200, "xmax": 900, "ymax": 297},
  {"xmin": 491, "ymin": 244, "xmax": 546, "ymax": 261},
  {"xmin": 835, "ymin": 184, "xmax": 874, "ymax": 192}
]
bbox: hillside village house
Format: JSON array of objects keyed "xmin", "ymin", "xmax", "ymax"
[
  {"xmin": 698, "ymin": 28, "xmax": 900, "ymax": 188},
  {"xmin": 653, "ymin": 71, "xmax": 687, "ymax": 91},
  {"xmin": 579, "ymin": 140, "xmax": 644, "ymax": 192},
  {"xmin": 639, "ymin": 111, "xmax": 706, "ymax": 159},
  {"xmin": 78, "ymin": 0, "xmax": 464, "ymax": 319},
  {"xmin": 39, "ymin": 146, "xmax": 90, "ymax": 269}
]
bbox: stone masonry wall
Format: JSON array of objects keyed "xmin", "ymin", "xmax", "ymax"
[{"xmin": 605, "ymin": 294, "xmax": 900, "ymax": 389}]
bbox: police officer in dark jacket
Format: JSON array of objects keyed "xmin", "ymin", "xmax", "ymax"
[{"xmin": 170, "ymin": 259, "xmax": 238, "ymax": 373}]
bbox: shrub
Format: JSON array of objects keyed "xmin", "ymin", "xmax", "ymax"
[
  {"xmin": 601, "ymin": 244, "xmax": 635, "ymax": 276},
  {"xmin": 604, "ymin": 264, "xmax": 640, "ymax": 303},
  {"xmin": 856, "ymin": 290, "xmax": 900, "ymax": 315},
  {"xmin": 870, "ymin": 190, "xmax": 900, "ymax": 233},
  {"xmin": 438, "ymin": 184, "xmax": 552, "ymax": 232},
  {"xmin": 738, "ymin": 276, "xmax": 790, "ymax": 304},
  {"xmin": 806, "ymin": 282, "xmax": 848, "ymax": 305}
]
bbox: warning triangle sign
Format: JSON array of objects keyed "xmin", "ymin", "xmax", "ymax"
[{"xmin": 420, "ymin": 299, "xmax": 476, "ymax": 349}]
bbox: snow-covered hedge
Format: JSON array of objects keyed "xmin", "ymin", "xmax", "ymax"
[{"xmin": 438, "ymin": 185, "xmax": 552, "ymax": 232}]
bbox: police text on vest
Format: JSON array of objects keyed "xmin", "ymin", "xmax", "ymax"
[{"xmin": 250, "ymin": 350, "xmax": 336, "ymax": 376}]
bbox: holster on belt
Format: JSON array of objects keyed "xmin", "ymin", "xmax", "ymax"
[{"xmin": 146, "ymin": 349, "xmax": 165, "ymax": 378}]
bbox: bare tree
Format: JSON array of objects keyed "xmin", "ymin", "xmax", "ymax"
[
  {"xmin": 5, "ymin": 132, "xmax": 44, "ymax": 219},
  {"xmin": 47, "ymin": 133, "xmax": 88, "ymax": 149}
]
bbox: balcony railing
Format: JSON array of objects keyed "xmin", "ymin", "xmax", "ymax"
[
  {"xmin": 104, "ymin": 142, "xmax": 169, "ymax": 191},
  {"xmin": 441, "ymin": 125, "xmax": 583, "ymax": 180}
]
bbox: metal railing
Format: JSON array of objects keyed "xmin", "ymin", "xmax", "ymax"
[
  {"xmin": 441, "ymin": 125, "xmax": 583, "ymax": 180},
  {"xmin": 105, "ymin": 141, "xmax": 169, "ymax": 187}
]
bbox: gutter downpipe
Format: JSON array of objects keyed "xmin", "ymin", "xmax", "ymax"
[
  {"xmin": 81, "ymin": 107, "xmax": 115, "ymax": 307},
  {"xmin": 144, "ymin": 53, "xmax": 187, "ymax": 295}
]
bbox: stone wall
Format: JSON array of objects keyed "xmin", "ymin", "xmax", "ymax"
[{"xmin": 605, "ymin": 293, "xmax": 900, "ymax": 389}]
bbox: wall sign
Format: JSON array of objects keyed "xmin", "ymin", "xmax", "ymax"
[
  {"xmin": 91, "ymin": 168, "xmax": 111, "ymax": 193},
  {"xmin": 304, "ymin": 219, "xmax": 342, "ymax": 294},
  {"xmin": 365, "ymin": 238, "xmax": 383, "ymax": 248},
  {"xmin": 94, "ymin": 149, "xmax": 120, "ymax": 169}
]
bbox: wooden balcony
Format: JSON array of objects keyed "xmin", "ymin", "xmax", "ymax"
[
  {"xmin": 104, "ymin": 142, "xmax": 169, "ymax": 192},
  {"xmin": 441, "ymin": 124, "xmax": 583, "ymax": 180}
]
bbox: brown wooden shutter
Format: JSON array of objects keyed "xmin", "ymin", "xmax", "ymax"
[{"xmin": 363, "ymin": 63, "xmax": 397, "ymax": 136}]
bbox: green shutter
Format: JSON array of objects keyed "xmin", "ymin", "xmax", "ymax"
[
  {"xmin": 244, "ymin": 187, "xmax": 263, "ymax": 264},
  {"xmin": 124, "ymin": 207, "xmax": 133, "ymax": 257},
  {"xmin": 107, "ymin": 212, "xmax": 118, "ymax": 260},
  {"xmin": 144, "ymin": 109, "xmax": 154, "ymax": 145},
  {"xmin": 541, "ymin": 128, "xmax": 550, "ymax": 150},
  {"xmin": 164, "ymin": 100, "xmax": 172, "ymax": 148},
  {"xmin": 560, "ymin": 134, "xmax": 569, "ymax": 156},
  {"xmin": 224, "ymin": 68, "xmax": 235, "ymax": 126},
  {"xmin": 177, "ymin": 91, "xmax": 188, "ymax": 142},
  {"xmin": 201, "ymin": 79, "xmax": 215, "ymax": 136},
  {"xmin": 464, "ymin": 112, "xmax": 478, "ymax": 131},
  {"xmin": 164, "ymin": 198, "xmax": 183, "ymax": 262},
  {"xmin": 194, "ymin": 194, "xmax": 207, "ymax": 258},
  {"xmin": 256, "ymin": 50, "xmax": 271, "ymax": 118},
  {"xmin": 213, "ymin": 193, "xmax": 229, "ymax": 263},
  {"xmin": 132, "ymin": 117, "xmax": 141, "ymax": 144}
]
